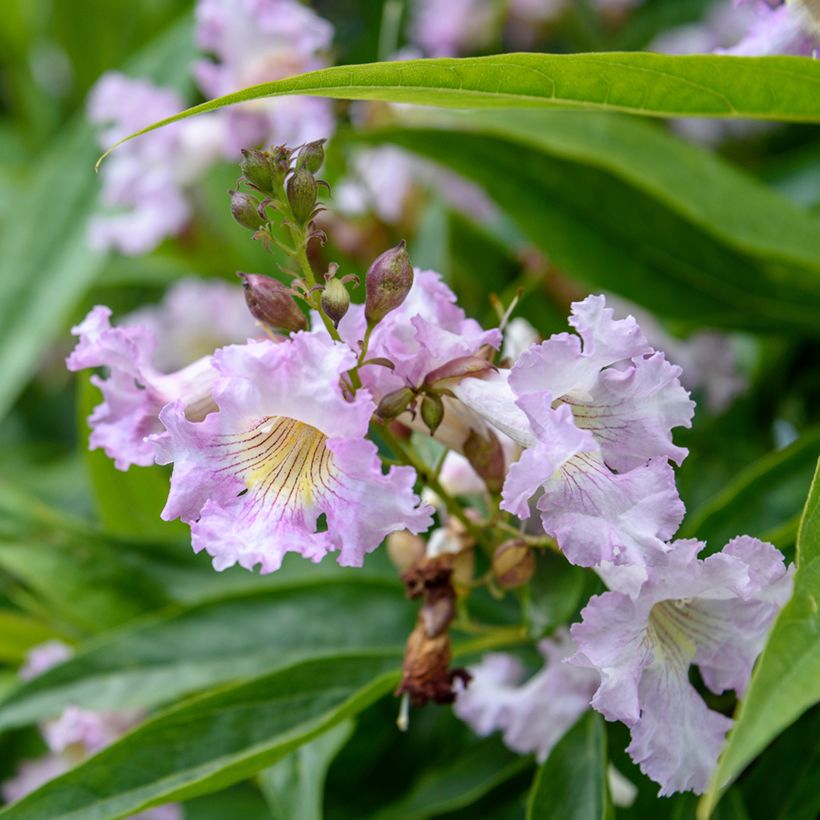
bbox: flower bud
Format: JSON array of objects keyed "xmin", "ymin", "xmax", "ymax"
[
  {"xmin": 424, "ymin": 355, "xmax": 495, "ymax": 390},
  {"xmin": 377, "ymin": 387, "xmax": 416, "ymax": 420},
  {"xmin": 240, "ymin": 149, "xmax": 273, "ymax": 194},
  {"xmin": 463, "ymin": 429, "xmax": 505, "ymax": 495},
  {"xmin": 420, "ymin": 392, "xmax": 444, "ymax": 435},
  {"xmin": 320, "ymin": 277, "xmax": 350, "ymax": 327},
  {"xmin": 492, "ymin": 540, "xmax": 536, "ymax": 590},
  {"xmin": 297, "ymin": 139, "xmax": 325, "ymax": 174},
  {"xmin": 271, "ymin": 145, "xmax": 292, "ymax": 185},
  {"xmin": 364, "ymin": 241, "xmax": 414, "ymax": 325},
  {"xmin": 238, "ymin": 272, "xmax": 307, "ymax": 333},
  {"xmin": 230, "ymin": 190, "xmax": 265, "ymax": 231},
  {"xmin": 286, "ymin": 167, "xmax": 317, "ymax": 224},
  {"xmin": 387, "ymin": 531, "xmax": 426, "ymax": 572}
]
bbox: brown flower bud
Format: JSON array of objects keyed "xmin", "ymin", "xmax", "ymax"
[
  {"xmin": 240, "ymin": 149, "xmax": 273, "ymax": 194},
  {"xmin": 320, "ymin": 277, "xmax": 350, "ymax": 327},
  {"xmin": 492, "ymin": 539, "xmax": 536, "ymax": 590},
  {"xmin": 364, "ymin": 241, "xmax": 413, "ymax": 325},
  {"xmin": 420, "ymin": 392, "xmax": 444, "ymax": 435},
  {"xmin": 286, "ymin": 167, "xmax": 317, "ymax": 224},
  {"xmin": 463, "ymin": 429, "xmax": 506, "ymax": 495},
  {"xmin": 238, "ymin": 273, "xmax": 307, "ymax": 333},
  {"xmin": 377, "ymin": 387, "xmax": 415, "ymax": 420},
  {"xmin": 230, "ymin": 190, "xmax": 265, "ymax": 231},
  {"xmin": 297, "ymin": 139, "xmax": 326, "ymax": 174}
]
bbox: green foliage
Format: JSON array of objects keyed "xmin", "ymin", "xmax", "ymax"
[
  {"xmin": 100, "ymin": 54, "xmax": 820, "ymax": 160},
  {"xmin": 365, "ymin": 125, "xmax": 820, "ymax": 333},
  {"xmin": 526, "ymin": 712, "xmax": 611, "ymax": 820},
  {"xmin": 0, "ymin": 579, "xmax": 414, "ymax": 732},
  {"xmin": 259, "ymin": 720, "xmax": 355, "ymax": 820},
  {"xmin": 0, "ymin": 655, "xmax": 400, "ymax": 820}
]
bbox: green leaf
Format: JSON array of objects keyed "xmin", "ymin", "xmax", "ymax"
[
  {"xmin": 526, "ymin": 711, "xmax": 611, "ymax": 820},
  {"xmin": 0, "ymin": 16, "xmax": 195, "ymax": 421},
  {"xmin": 77, "ymin": 374, "xmax": 187, "ymax": 541},
  {"xmin": 100, "ymin": 53, "xmax": 820, "ymax": 161},
  {"xmin": 0, "ymin": 611, "xmax": 54, "ymax": 664},
  {"xmin": 524, "ymin": 551, "xmax": 593, "ymax": 640},
  {"xmin": 0, "ymin": 121, "xmax": 105, "ymax": 421},
  {"xmin": 680, "ymin": 426, "xmax": 820, "ymax": 548},
  {"xmin": 365, "ymin": 126, "xmax": 820, "ymax": 333},
  {"xmin": 0, "ymin": 579, "xmax": 414, "ymax": 732},
  {"xmin": 413, "ymin": 108, "xmax": 820, "ymax": 278},
  {"xmin": 0, "ymin": 654, "xmax": 400, "ymax": 820},
  {"xmin": 698, "ymin": 459, "xmax": 820, "ymax": 818},
  {"xmin": 259, "ymin": 719, "xmax": 354, "ymax": 820},
  {"xmin": 370, "ymin": 737, "xmax": 530, "ymax": 820}
]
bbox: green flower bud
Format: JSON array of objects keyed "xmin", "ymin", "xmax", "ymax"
[
  {"xmin": 238, "ymin": 272, "xmax": 307, "ymax": 333},
  {"xmin": 240, "ymin": 149, "xmax": 273, "ymax": 194},
  {"xmin": 297, "ymin": 139, "xmax": 326, "ymax": 174},
  {"xmin": 320, "ymin": 277, "xmax": 351, "ymax": 327},
  {"xmin": 420, "ymin": 392, "xmax": 444, "ymax": 435},
  {"xmin": 230, "ymin": 190, "xmax": 265, "ymax": 231},
  {"xmin": 271, "ymin": 145, "xmax": 293, "ymax": 185},
  {"xmin": 364, "ymin": 241, "xmax": 414, "ymax": 325},
  {"xmin": 377, "ymin": 387, "xmax": 416, "ymax": 420},
  {"xmin": 492, "ymin": 540, "xmax": 536, "ymax": 590},
  {"xmin": 286, "ymin": 167, "xmax": 317, "ymax": 225}
]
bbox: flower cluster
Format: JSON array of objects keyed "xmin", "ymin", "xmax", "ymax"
[
  {"xmin": 3, "ymin": 642, "xmax": 181, "ymax": 819},
  {"xmin": 69, "ymin": 140, "xmax": 794, "ymax": 800}
]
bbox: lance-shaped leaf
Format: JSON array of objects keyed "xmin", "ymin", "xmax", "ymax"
[
  {"xmin": 526, "ymin": 711, "xmax": 611, "ymax": 820},
  {"xmin": 0, "ymin": 579, "xmax": 414, "ymax": 733},
  {"xmin": 99, "ymin": 53, "xmax": 820, "ymax": 162},
  {"xmin": 0, "ymin": 654, "xmax": 400, "ymax": 820}
]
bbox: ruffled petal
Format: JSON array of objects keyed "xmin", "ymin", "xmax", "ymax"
[
  {"xmin": 538, "ymin": 457, "xmax": 683, "ymax": 593},
  {"xmin": 569, "ymin": 352, "xmax": 694, "ymax": 472}
]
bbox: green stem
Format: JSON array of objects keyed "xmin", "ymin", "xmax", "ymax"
[{"xmin": 379, "ymin": 423, "xmax": 484, "ymax": 545}]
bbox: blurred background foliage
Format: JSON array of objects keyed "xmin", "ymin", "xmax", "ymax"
[{"xmin": 0, "ymin": 1, "xmax": 818, "ymax": 818}]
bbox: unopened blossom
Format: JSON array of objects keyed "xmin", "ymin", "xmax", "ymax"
[
  {"xmin": 88, "ymin": 72, "xmax": 227, "ymax": 255},
  {"xmin": 722, "ymin": 1, "xmax": 819, "ymax": 56},
  {"xmin": 338, "ymin": 267, "xmax": 501, "ymax": 416},
  {"xmin": 453, "ymin": 295, "xmax": 694, "ymax": 594},
  {"xmin": 67, "ymin": 279, "xmax": 257, "ymax": 470},
  {"xmin": 155, "ymin": 332, "xmax": 432, "ymax": 573},
  {"xmin": 194, "ymin": 0, "xmax": 335, "ymax": 154},
  {"xmin": 455, "ymin": 630, "xmax": 597, "ymax": 762},
  {"xmin": 570, "ymin": 536, "xmax": 793, "ymax": 795}
]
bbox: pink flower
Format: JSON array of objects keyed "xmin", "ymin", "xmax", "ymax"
[
  {"xmin": 20, "ymin": 641, "xmax": 72, "ymax": 681},
  {"xmin": 88, "ymin": 73, "xmax": 228, "ymax": 255},
  {"xmin": 453, "ymin": 295, "xmax": 693, "ymax": 594},
  {"xmin": 570, "ymin": 536, "xmax": 793, "ymax": 795},
  {"xmin": 409, "ymin": 0, "xmax": 496, "ymax": 56},
  {"xmin": 722, "ymin": 1, "xmax": 818, "ymax": 56},
  {"xmin": 66, "ymin": 280, "xmax": 258, "ymax": 470},
  {"xmin": 155, "ymin": 332, "xmax": 433, "ymax": 573},
  {"xmin": 455, "ymin": 630, "xmax": 598, "ymax": 761},
  {"xmin": 194, "ymin": 0, "xmax": 335, "ymax": 153}
]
